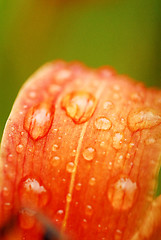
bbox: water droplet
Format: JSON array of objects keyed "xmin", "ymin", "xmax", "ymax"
[
  {"xmin": 66, "ymin": 162, "xmax": 75, "ymax": 173},
  {"xmin": 107, "ymin": 177, "xmax": 137, "ymax": 210},
  {"xmin": 89, "ymin": 177, "xmax": 96, "ymax": 186},
  {"xmin": 115, "ymin": 229, "xmax": 122, "ymax": 240},
  {"xmin": 82, "ymin": 218, "xmax": 88, "ymax": 229},
  {"xmin": 61, "ymin": 91, "xmax": 97, "ymax": 124},
  {"xmin": 8, "ymin": 154, "xmax": 13, "ymax": 162},
  {"xmin": 55, "ymin": 69, "xmax": 71, "ymax": 81},
  {"xmin": 129, "ymin": 143, "xmax": 135, "ymax": 148},
  {"xmin": 113, "ymin": 133, "xmax": 124, "ymax": 150},
  {"xmin": 127, "ymin": 108, "xmax": 161, "ymax": 132},
  {"xmin": 16, "ymin": 144, "xmax": 24, "ymax": 153},
  {"xmin": 19, "ymin": 209, "xmax": 36, "ymax": 230},
  {"xmin": 19, "ymin": 176, "xmax": 49, "ymax": 208},
  {"xmin": 28, "ymin": 91, "xmax": 36, "ymax": 99},
  {"xmin": 95, "ymin": 117, "xmax": 112, "ymax": 130},
  {"xmin": 83, "ymin": 147, "xmax": 95, "ymax": 161},
  {"xmin": 75, "ymin": 183, "xmax": 82, "ymax": 191},
  {"xmin": 56, "ymin": 209, "xmax": 64, "ymax": 215},
  {"xmin": 85, "ymin": 205, "xmax": 93, "ymax": 216},
  {"xmin": 145, "ymin": 138, "xmax": 156, "ymax": 145},
  {"xmin": 51, "ymin": 156, "xmax": 60, "ymax": 167},
  {"xmin": 103, "ymin": 101, "xmax": 113, "ymax": 110},
  {"xmin": 52, "ymin": 144, "xmax": 58, "ymax": 151},
  {"xmin": 66, "ymin": 193, "xmax": 72, "ymax": 202},
  {"xmin": 24, "ymin": 101, "xmax": 54, "ymax": 140}
]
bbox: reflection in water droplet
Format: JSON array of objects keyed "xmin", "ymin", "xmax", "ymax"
[
  {"xmin": 28, "ymin": 91, "xmax": 36, "ymax": 99},
  {"xmin": 83, "ymin": 147, "xmax": 95, "ymax": 161},
  {"xmin": 16, "ymin": 144, "xmax": 24, "ymax": 153},
  {"xmin": 85, "ymin": 205, "xmax": 93, "ymax": 216},
  {"xmin": 75, "ymin": 183, "xmax": 82, "ymax": 191},
  {"xmin": 51, "ymin": 156, "xmax": 60, "ymax": 167},
  {"xmin": 19, "ymin": 176, "xmax": 49, "ymax": 208},
  {"xmin": 19, "ymin": 209, "xmax": 36, "ymax": 230},
  {"xmin": 107, "ymin": 177, "xmax": 137, "ymax": 210},
  {"xmin": 127, "ymin": 108, "xmax": 161, "ymax": 132},
  {"xmin": 66, "ymin": 162, "xmax": 75, "ymax": 173},
  {"xmin": 95, "ymin": 117, "xmax": 112, "ymax": 130},
  {"xmin": 113, "ymin": 133, "xmax": 123, "ymax": 150},
  {"xmin": 89, "ymin": 177, "xmax": 96, "ymax": 186},
  {"xmin": 24, "ymin": 101, "xmax": 54, "ymax": 140},
  {"xmin": 61, "ymin": 91, "xmax": 97, "ymax": 124}
]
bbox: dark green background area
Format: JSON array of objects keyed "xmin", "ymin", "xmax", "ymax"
[{"xmin": 0, "ymin": 0, "xmax": 161, "ymax": 193}]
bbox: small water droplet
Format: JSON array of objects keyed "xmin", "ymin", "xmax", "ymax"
[
  {"xmin": 55, "ymin": 69, "xmax": 71, "ymax": 81},
  {"xmin": 61, "ymin": 91, "xmax": 97, "ymax": 124},
  {"xmin": 126, "ymin": 153, "xmax": 131, "ymax": 159},
  {"xmin": 51, "ymin": 156, "xmax": 60, "ymax": 167},
  {"xmin": 57, "ymin": 209, "xmax": 64, "ymax": 215},
  {"xmin": 129, "ymin": 143, "xmax": 135, "ymax": 148},
  {"xmin": 8, "ymin": 154, "xmax": 13, "ymax": 162},
  {"xmin": 103, "ymin": 101, "xmax": 113, "ymax": 110},
  {"xmin": 127, "ymin": 108, "xmax": 161, "ymax": 132},
  {"xmin": 52, "ymin": 144, "xmax": 58, "ymax": 151},
  {"xmin": 21, "ymin": 131, "xmax": 25, "ymax": 136},
  {"xmin": 16, "ymin": 144, "xmax": 24, "ymax": 153},
  {"xmin": 85, "ymin": 205, "xmax": 93, "ymax": 216},
  {"xmin": 19, "ymin": 176, "xmax": 49, "ymax": 208},
  {"xmin": 28, "ymin": 91, "xmax": 36, "ymax": 99},
  {"xmin": 66, "ymin": 162, "xmax": 75, "ymax": 173},
  {"xmin": 107, "ymin": 177, "xmax": 137, "ymax": 210},
  {"xmin": 89, "ymin": 177, "xmax": 96, "ymax": 186},
  {"xmin": 82, "ymin": 218, "xmax": 88, "ymax": 229},
  {"xmin": 75, "ymin": 183, "xmax": 82, "ymax": 191},
  {"xmin": 66, "ymin": 193, "xmax": 72, "ymax": 202},
  {"xmin": 95, "ymin": 117, "xmax": 112, "ymax": 130},
  {"xmin": 19, "ymin": 209, "xmax": 36, "ymax": 230},
  {"xmin": 145, "ymin": 138, "xmax": 156, "ymax": 145},
  {"xmin": 83, "ymin": 147, "xmax": 95, "ymax": 161},
  {"xmin": 113, "ymin": 133, "xmax": 124, "ymax": 150},
  {"xmin": 24, "ymin": 101, "xmax": 54, "ymax": 140}
]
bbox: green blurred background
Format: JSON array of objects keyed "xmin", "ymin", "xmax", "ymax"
[{"xmin": 0, "ymin": 0, "xmax": 161, "ymax": 193}]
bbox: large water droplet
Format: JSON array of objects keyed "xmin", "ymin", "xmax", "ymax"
[
  {"xmin": 61, "ymin": 91, "xmax": 97, "ymax": 124},
  {"xmin": 113, "ymin": 133, "xmax": 124, "ymax": 150},
  {"xmin": 24, "ymin": 101, "xmax": 54, "ymax": 140},
  {"xmin": 107, "ymin": 177, "xmax": 137, "ymax": 210},
  {"xmin": 127, "ymin": 108, "xmax": 161, "ymax": 132},
  {"xmin": 83, "ymin": 147, "xmax": 95, "ymax": 161},
  {"xmin": 66, "ymin": 162, "xmax": 75, "ymax": 173},
  {"xmin": 95, "ymin": 117, "xmax": 112, "ymax": 130},
  {"xmin": 19, "ymin": 176, "xmax": 49, "ymax": 208}
]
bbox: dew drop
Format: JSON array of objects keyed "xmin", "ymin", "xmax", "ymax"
[
  {"xmin": 28, "ymin": 91, "xmax": 36, "ymax": 99},
  {"xmin": 113, "ymin": 133, "xmax": 124, "ymax": 150},
  {"xmin": 85, "ymin": 205, "xmax": 93, "ymax": 216},
  {"xmin": 75, "ymin": 183, "xmax": 82, "ymax": 191},
  {"xmin": 89, "ymin": 177, "xmax": 96, "ymax": 186},
  {"xmin": 19, "ymin": 209, "xmax": 36, "ymax": 230},
  {"xmin": 8, "ymin": 154, "xmax": 13, "ymax": 162},
  {"xmin": 103, "ymin": 101, "xmax": 113, "ymax": 110},
  {"xmin": 24, "ymin": 101, "xmax": 54, "ymax": 140},
  {"xmin": 83, "ymin": 147, "xmax": 95, "ymax": 161},
  {"xmin": 107, "ymin": 177, "xmax": 137, "ymax": 210},
  {"xmin": 95, "ymin": 117, "xmax": 112, "ymax": 130},
  {"xmin": 61, "ymin": 91, "xmax": 97, "ymax": 124},
  {"xmin": 145, "ymin": 138, "xmax": 156, "ymax": 145},
  {"xmin": 66, "ymin": 193, "xmax": 72, "ymax": 202},
  {"xmin": 16, "ymin": 144, "xmax": 24, "ymax": 153},
  {"xmin": 51, "ymin": 156, "xmax": 60, "ymax": 167},
  {"xmin": 127, "ymin": 108, "xmax": 161, "ymax": 132},
  {"xmin": 52, "ymin": 144, "xmax": 58, "ymax": 151},
  {"xmin": 66, "ymin": 162, "xmax": 75, "ymax": 173},
  {"xmin": 19, "ymin": 176, "xmax": 49, "ymax": 208}
]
